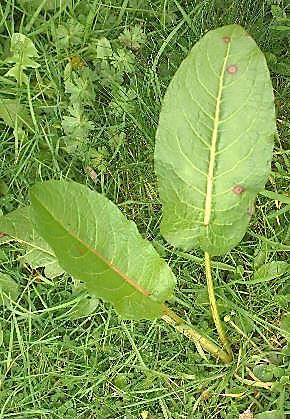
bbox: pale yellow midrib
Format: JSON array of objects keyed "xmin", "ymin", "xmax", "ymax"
[{"xmin": 203, "ymin": 46, "xmax": 230, "ymax": 226}]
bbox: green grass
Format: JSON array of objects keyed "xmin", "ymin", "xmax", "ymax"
[{"xmin": 0, "ymin": 0, "xmax": 289, "ymax": 417}]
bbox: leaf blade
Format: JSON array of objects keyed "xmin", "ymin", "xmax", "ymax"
[
  {"xmin": 30, "ymin": 181, "xmax": 176, "ymax": 320},
  {"xmin": 155, "ymin": 24, "xmax": 276, "ymax": 255}
]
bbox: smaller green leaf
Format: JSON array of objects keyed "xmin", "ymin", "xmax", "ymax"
[
  {"xmin": 9, "ymin": 33, "xmax": 38, "ymax": 57},
  {"xmin": 253, "ymin": 261, "xmax": 289, "ymax": 283},
  {"xmin": 30, "ymin": 180, "xmax": 176, "ymax": 320},
  {"xmin": 5, "ymin": 33, "xmax": 40, "ymax": 84}
]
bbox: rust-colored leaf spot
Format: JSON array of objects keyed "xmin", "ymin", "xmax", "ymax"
[
  {"xmin": 232, "ymin": 185, "xmax": 245, "ymax": 195},
  {"xmin": 223, "ymin": 36, "xmax": 231, "ymax": 44},
  {"xmin": 227, "ymin": 64, "xmax": 237, "ymax": 74},
  {"xmin": 0, "ymin": 232, "xmax": 6, "ymax": 238},
  {"xmin": 77, "ymin": 246, "xmax": 86, "ymax": 256}
]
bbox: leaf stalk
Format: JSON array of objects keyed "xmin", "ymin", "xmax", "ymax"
[
  {"xmin": 161, "ymin": 304, "xmax": 232, "ymax": 364},
  {"xmin": 204, "ymin": 251, "xmax": 232, "ymax": 359}
]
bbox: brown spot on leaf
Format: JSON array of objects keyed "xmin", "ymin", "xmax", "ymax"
[
  {"xmin": 227, "ymin": 64, "xmax": 237, "ymax": 74},
  {"xmin": 232, "ymin": 185, "xmax": 245, "ymax": 195},
  {"xmin": 77, "ymin": 246, "xmax": 86, "ymax": 255},
  {"xmin": 0, "ymin": 232, "xmax": 6, "ymax": 238},
  {"xmin": 223, "ymin": 36, "xmax": 231, "ymax": 43}
]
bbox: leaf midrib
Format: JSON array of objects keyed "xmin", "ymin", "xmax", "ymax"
[{"xmin": 203, "ymin": 44, "xmax": 231, "ymax": 226}]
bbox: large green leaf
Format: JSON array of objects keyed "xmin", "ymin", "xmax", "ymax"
[
  {"xmin": 30, "ymin": 181, "xmax": 176, "ymax": 320},
  {"xmin": 0, "ymin": 206, "xmax": 64, "ymax": 278},
  {"xmin": 155, "ymin": 25, "xmax": 276, "ymax": 255}
]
